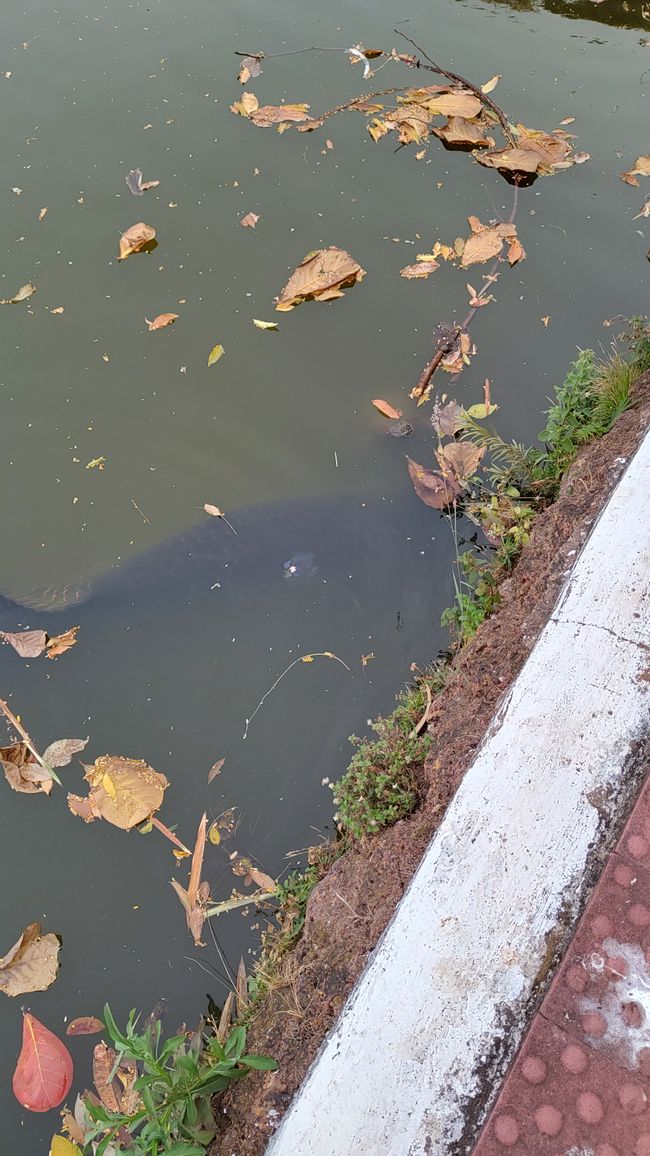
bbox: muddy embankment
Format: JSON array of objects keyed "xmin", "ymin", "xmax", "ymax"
[{"xmin": 212, "ymin": 370, "xmax": 650, "ymax": 1156}]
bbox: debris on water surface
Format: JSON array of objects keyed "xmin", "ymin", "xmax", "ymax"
[
  {"xmin": 283, "ymin": 551, "xmax": 317, "ymax": 578},
  {"xmin": 67, "ymin": 756, "xmax": 169, "ymax": 830},
  {"xmin": 387, "ymin": 419, "xmax": 413, "ymax": 437},
  {"xmin": 372, "ymin": 398, "xmax": 402, "ymax": 419},
  {"xmin": 0, "ymin": 923, "xmax": 60, "ymax": 997},
  {"xmin": 125, "ymin": 168, "xmax": 160, "ymax": 195},
  {"xmin": 275, "ymin": 247, "xmax": 365, "ymax": 311},
  {"xmin": 145, "ymin": 312, "xmax": 178, "ymax": 331},
  {"xmin": 118, "ymin": 222, "xmax": 156, "ymax": 260},
  {"xmin": 0, "ymin": 282, "xmax": 35, "ymax": 305}
]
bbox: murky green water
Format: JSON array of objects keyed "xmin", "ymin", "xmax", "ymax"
[{"xmin": 0, "ymin": 0, "xmax": 648, "ymax": 1145}]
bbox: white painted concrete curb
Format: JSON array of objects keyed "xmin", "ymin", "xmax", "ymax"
[{"xmin": 266, "ymin": 433, "xmax": 650, "ymax": 1156}]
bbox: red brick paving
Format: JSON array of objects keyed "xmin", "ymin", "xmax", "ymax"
[{"xmin": 473, "ymin": 776, "xmax": 650, "ymax": 1156}]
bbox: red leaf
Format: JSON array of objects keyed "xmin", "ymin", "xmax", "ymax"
[
  {"xmin": 371, "ymin": 398, "xmax": 402, "ymax": 420},
  {"xmin": 13, "ymin": 1012, "xmax": 73, "ymax": 1112}
]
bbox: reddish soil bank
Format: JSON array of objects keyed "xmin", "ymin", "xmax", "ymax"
[{"xmin": 212, "ymin": 372, "xmax": 650, "ymax": 1156}]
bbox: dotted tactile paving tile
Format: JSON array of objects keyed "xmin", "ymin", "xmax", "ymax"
[{"xmin": 472, "ymin": 778, "xmax": 650, "ymax": 1156}]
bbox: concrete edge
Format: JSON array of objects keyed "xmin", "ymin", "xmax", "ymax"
[{"xmin": 265, "ymin": 429, "xmax": 650, "ymax": 1156}]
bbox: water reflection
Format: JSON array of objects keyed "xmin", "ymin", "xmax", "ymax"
[{"xmin": 465, "ymin": 0, "xmax": 650, "ymax": 32}]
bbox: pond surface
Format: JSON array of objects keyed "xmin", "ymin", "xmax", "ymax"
[{"xmin": 0, "ymin": 0, "xmax": 648, "ymax": 1145}]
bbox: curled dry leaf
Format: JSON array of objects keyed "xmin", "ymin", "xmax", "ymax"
[
  {"xmin": 230, "ymin": 90, "xmax": 320, "ymax": 131},
  {"xmin": 0, "ymin": 923, "xmax": 60, "ymax": 997},
  {"xmin": 252, "ymin": 318, "xmax": 278, "ymax": 330},
  {"xmin": 240, "ymin": 211, "xmax": 260, "ymax": 228},
  {"xmin": 407, "ymin": 457, "xmax": 461, "ymax": 510},
  {"xmin": 371, "ymin": 399, "xmax": 402, "ymax": 420},
  {"xmin": 619, "ymin": 156, "xmax": 650, "ymax": 188},
  {"xmin": 400, "ymin": 260, "xmax": 439, "ymax": 278},
  {"xmin": 39, "ymin": 207, "xmax": 48, "ymax": 221},
  {"xmin": 634, "ymin": 199, "xmax": 650, "ymax": 219},
  {"xmin": 275, "ymin": 247, "xmax": 365, "ymax": 311},
  {"xmin": 67, "ymin": 755, "xmax": 169, "ymax": 830},
  {"xmin": 0, "ymin": 282, "xmax": 36, "ymax": 305},
  {"xmin": 118, "ymin": 222, "xmax": 156, "ymax": 260},
  {"xmin": 573, "ymin": 151, "xmax": 590, "ymax": 165},
  {"xmin": 93, "ymin": 1042, "xmax": 135, "ymax": 1113},
  {"xmin": 145, "ymin": 312, "xmax": 178, "ymax": 331},
  {"xmin": 66, "ymin": 1016, "xmax": 104, "ymax": 1037},
  {"xmin": 481, "ymin": 74, "xmax": 501, "ymax": 94},
  {"xmin": 2, "ymin": 741, "xmax": 53, "ymax": 795},
  {"xmin": 45, "ymin": 626, "xmax": 79, "ymax": 659},
  {"xmin": 13, "ymin": 1013, "xmax": 73, "ymax": 1112}
]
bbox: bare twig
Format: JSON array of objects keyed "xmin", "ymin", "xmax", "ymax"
[{"xmin": 243, "ymin": 651, "xmax": 351, "ymax": 739}]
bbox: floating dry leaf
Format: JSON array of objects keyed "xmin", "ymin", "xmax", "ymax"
[
  {"xmin": 275, "ymin": 247, "xmax": 365, "ymax": 311},
  {"xmin": 43, "ymin": 738, "xmax": 88, "ymax": 768},
  {"xmin": 66, "ymin": 1017, "xmax": 104, "ymax": 1037},
  {"xmin": 1, "ymin": 630, "xmax": 48, "ymax": 658},
  {"xmin": 67, "ymin": 756, "xmax": 169, "ymax": 830},
  {"xmin": 38, "ymin": 207, "xmax": 48, "ymax": 221},
  {"xmin": 240, "ymin": 211, "xmax": 260, "ymax": 228},
  {"xmin": 125, "ymin": 168, "xmax": 160, "ymax": 196},
  {"xmin": 0, "ymin": 923, "xmax": 60, "ymax": 997},
  {"xmin": 1, "ymin": 283, "xmax": 36, "ymax": 305},
  {"xmin": 573, "ymin": 151, "xmax": 590, "ymax": 165},
  {"xmin": 145, "ymin": 313, "xmax": 178, "ymax": 331},
  {"xmin": 431, "ymin": 115, "xmax": 495, "ymax": 150},
  {"xmin": 207, "ymin": 757, "xmax": 225, "ymax": 784},
  {"xmin": 231, "ymin": 91, "xmax": 320, "ymax": 131},
  {"xmin": 1, "ymin": 742, "xmax": 53, "ymax": 795},
  {"xmin": 541, "ymin": 315, "xmax": 551, "ymax": 328},
  {"xmin": 437, "ymin": 441, "xmax": 485, "ymax": 483},
  {"xmin": 466, "ymin": 282, "xmax": 494, "ymax": 308},
  {"xmin": 476, "ymin": 125, "xmax": 575, "ymax": 181},
  {"xmin": 207, "ymin": 343, "xmax": 225, "ymax": 366},
  {"xmin": 85, "ymin": 457, "xmax": 106, "ymax": 470},
  {"xmin": 46, "ymin": 626, "xmax": 79, "ymax": 659},
  {"xmin": 481, "ymin": 74, "xmax": 501, "ymax": 94},
  {"xmin": 634, "ymin": 199, "xmax": 650, "ymax": 219},
  {"xmin": 400, "ymin": 260, "xmax": 439, "ymax": 278},
  {"xmin": 252, "ymin": 318, "xmax": 278, "ymax": 330},
  {"xmin": 407, "ymin": 458, "xmax": 461, "ymax": 510},
  {"xmin": 620, "ymin": 157, "xmax": 650, "ymax": 187},
  {"xmin": 238, "ymin": 55, "xmax": 263, "ymax": 84},
  {"xmin": 118, "ymin": 222, "xmax": 156, "ymax": 260},
  {"xmin": 371, "ymin": 399, "xmax": 402, "ymax": 419}
]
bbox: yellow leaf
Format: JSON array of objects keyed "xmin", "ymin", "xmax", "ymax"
[
  {"xmin": 50, "ymin": 1137, "xmax": 82, "ymax": 1156},
  {"xmin": 301, "ymin": 655, "xmax": 314, "ymax": 663},
  {"xmin": 208, "ymin": 823, "xmax": 221, "ymax": 845},
  {"xmin": 101, "ymin": 772, "xmax": 117, "ymax": 800},
  {"xmin": 85, "ymin": 457, "xmax": 106, "ymax": 470},
  {"xmin": 207, "ymin": 343, "xmax": 225, "ymax": 366},
  {"xmin": 252, "ymin": 319, "xmax": 278, "ymax": 330},
  {"xmin": 481, "ymin": 74, "xmax": 501, "ymax": 94}
]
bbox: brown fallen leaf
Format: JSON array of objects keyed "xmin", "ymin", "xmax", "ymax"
[
  {"xmin": 66, "ymin": 1017, "xmax": 104, "ymax": 1037},
  {"xmin": 400, "ymin": 260, "xmax": 439, "ymax": 278},
  {"xmin": 46, "ymin": 626, "xmax": 79, "ymax": 659},
  {"xmin": 240, "ymin": 212, "xmax": 260, "ymax": 228},
  {"xmin": 431, "ymin": 115, "xmax": 495, "ymax": 150},
  {"xmin": 619, "ymin": 156, "xmax": 650, "ymax": 187},
  {"xmin": 2, "ymin": 742, "xmax": 53, "ymax": 795},
  {"xmin": 507, "ymin": 237, "xmax": 526, "ymax": 266},
  {"xmin": 437, "ymin": 441, "xmax": 485, "ymax": 483},
  {"xmin": 371, "ymin": 399, "xmax": 402, "ymax": 420},
  {"xmin": 0, "ymin": 922, "xmax": 60, "ymax": 997},
  {"xmin": 92, "ymin": 1043, "xmax": 123, "ymax": 1113},
  {"xmin": 118, "ymin": 222, "xmax": 156, "ymax": 260},
  {"xmin": 1, "ymin": 629, "xmax": 48, "ymax": 658},
  {"xmin": 407, "ymin": 457, "xmax": 461, "ymax": 510},
  {"xmin": 231, "ymin": 91, "xmax": 319, "ymax": 130},
  {"xmin": 145, "ymin": 313, "xmax": 178, "ymax": 331},
  {"xmin": 247, "ymin": 866, "xmax": 276, "ymax": 892},
  {"xmin": 466, "ymin": 283, "xmax": 494, "ymax": 308},
  {"xmin": 43, "ymin": 738, "xmax": 88, "ymax": 767},
  {"xmin": 67, "ymin": 756, "xmax": 169, "ymax": 830},
  {"xmin": 51, "ymin": 307, "xmax": 65, "ymax": 314},
  {"xmin": 275, "ymin": 247, "xmax": 365, "ymax": 311},
  {"xmin": 634, "ymin": 199, "xmax": 650, "ymax": 219},
  {"xmin": 207, "ymin": 757, "xmax": 225, "ymax": 784}
]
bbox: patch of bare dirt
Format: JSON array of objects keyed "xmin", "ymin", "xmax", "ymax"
[{"xmin": 212, "ymin": 372, "xmax": 650, "ymax": 1155}]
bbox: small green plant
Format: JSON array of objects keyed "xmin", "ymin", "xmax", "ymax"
[
  {"xmin": 332, "ymin": 670, "xmax": 445, "ymax": 840},
  {"xmin": 83, "ymin": 1004, "xmax": 277, "ymax": 1155}
]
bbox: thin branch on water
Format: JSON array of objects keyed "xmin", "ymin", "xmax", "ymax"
[
  {"xmin": 243, "ymin": 651, "xmax": 351, "ymax": 739},
  {"xmin": 0, "ymin": 697, "xmax": 61, "ymax": 785}
]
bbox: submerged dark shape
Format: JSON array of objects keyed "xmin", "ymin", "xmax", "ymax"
[{"xmin": 0, "ymin": 493, "xmax": 441, "ymax": 626}]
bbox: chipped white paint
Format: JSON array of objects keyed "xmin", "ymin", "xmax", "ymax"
[
  {"xmin": 580, "ymin": 938, "xmax": 650, "ymax": 1069},
  {"xmin": 267, "ymin": 432, "xmax": 650, "ymax": 1156}
]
